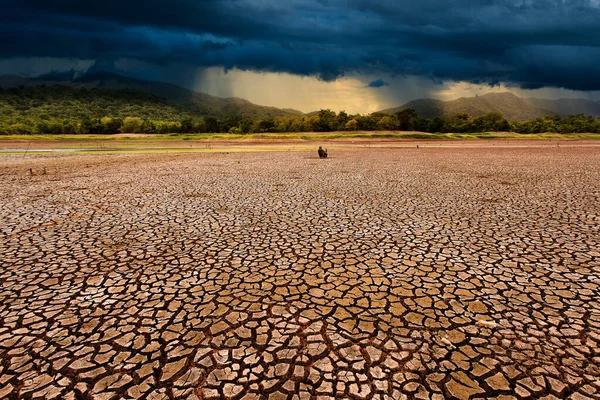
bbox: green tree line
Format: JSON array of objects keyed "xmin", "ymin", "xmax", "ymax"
[{"xmin": 2, "ymin": 86, "xmax": 600, "ymax": 134}]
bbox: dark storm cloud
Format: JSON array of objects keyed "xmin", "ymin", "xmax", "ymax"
[
  {"xmin": 367, "ymin": 79, "xmax": 389, "ymax": 88},
  {"xmin": 2, "ymin": 0, "xmax": 600, "ymax": 89}
]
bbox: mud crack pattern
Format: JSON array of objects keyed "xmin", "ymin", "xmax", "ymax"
[{"xmin": 1, "ymin": 147, "xmax": 599, "ymax": 400}]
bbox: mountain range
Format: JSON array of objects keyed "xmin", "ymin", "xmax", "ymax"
[
  {"xmin": 0, "ymin": 72, "xmax": 303, "ymax": 120},
  {"xmin": 379, "ymin": 92, "xmax": 600, "ymax": 121},
  {"xmin": 1, "ymin": 72, "xmax": 600, "ymax": 121}
]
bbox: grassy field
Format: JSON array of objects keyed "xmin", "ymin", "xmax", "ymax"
[
  {"xmin": 1, "ymin": 131, "xmax": 597, "ymax": 155},
  {"xmin": 1, "ymin": 131, "xmax": 600, "ymax": 141}
]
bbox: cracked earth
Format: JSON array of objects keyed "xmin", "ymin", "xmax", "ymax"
[{"xmin": 1, "ymin": 146, "xmax": 599, "ymax": 400}]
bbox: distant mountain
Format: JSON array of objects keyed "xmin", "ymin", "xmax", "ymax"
[
  {"xmin": 379, "ymin": 92, "xmax": 600, "ymax": 121},
  {"xmin": 0, "ymin": 71, "xmax": 303, "ymax": 119},
  {"xmin": 4, "ymin": 71, "xmax": 600, "ymax": 122},
  {"xmin": 0, "ymin": 74, "xmax": 30, "ymax": 88},
  {"xmin": 0, "ymin": 85, "xmax": 193, "ymax": 123},
  {"xmin": 523, "ymin": 97, "xmax": 600, "ymax": 118},
  {"xmin": 35, "ymin": 69, "xmax": 84, "ymax": 82}
]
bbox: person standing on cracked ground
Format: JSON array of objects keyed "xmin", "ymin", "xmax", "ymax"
[{"xmin": 318, "ymin": 146, "xmax": 328, "ymax": 159}]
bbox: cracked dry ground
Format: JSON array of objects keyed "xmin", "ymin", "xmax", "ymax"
[{"xmin": 1, "ymin": 147, "xmax": 599, "ymax": 400}]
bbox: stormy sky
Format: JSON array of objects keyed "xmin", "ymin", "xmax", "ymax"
[{"xmin": 2, "ymin": 0, "xmax": 600, "ymax": 112}]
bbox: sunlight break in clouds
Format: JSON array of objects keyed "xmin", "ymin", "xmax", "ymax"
[
  {"xmin": 192, "ymin": 68, "xmax": 387, "ymax": 114},
  {"xmin": 192, "ymin": 68, "xmax": 600, "ymax": 114},
  {"xmin": 2, "ymin": 56, "xmax": 599, "ymax": 113}
]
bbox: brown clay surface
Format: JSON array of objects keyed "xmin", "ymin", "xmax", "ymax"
[{"xmin": 1, "ymin": 146, "xmax": 599, "ymax": 399}]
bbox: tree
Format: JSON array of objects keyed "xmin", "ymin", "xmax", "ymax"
[
  {"xmin": 180, "ymin": 118, "xmax": 194, "ymax": 133},
  {"xmin": 479, "ymin": 112, "xmax": 509, "ymax": 131},
  {"xmin": 257, "ymin": 118, "xmax": 276, "ymax": 133},
  {"xmin": 377, "ymin": 116, "xmax": 396, "ymax": 130},
  {"xmin": 289, "ymin": 117, "xmax": 308, "ymax": 132},
  {"xmin": 313, "ymin": 109, "xmax": 337, "ymax": 132},
  {"xmin": 101, "ymin": 117, "xmax": 123, "ymax": 134},
  {"xmin": 219, "ymin": 115, "xmax": 242, "ymax": 133},
  {"xmin": 336, "ymin": 111, "xmax": 350, "ymax": 130},
  {"xmin": 395, "ymin": 109, "xmax": 418, "ymax": 131},
  {"xmin": 204, "ymin": 116, "xmax": 219, "ymax": 133},
  {"xmin": 275, "ymin": 117, "xmax": 291, "ymax": 133},
  {"xmin": 355, "ymin": 114, "xmax": 377, "ymax": 130},
  {"xmin": 239, "ymin": 118, "xmax": 254, "ymax": 134},
  {"xmin": 193, "ymin": 119, "xmax": 206, "ymax": 133},
  {"xmin": 345, "ymin": 119, "xmax": 359, "ymax": 131},
  {"xmin": 79, "ymin": 117, "xmax": 104, "ymax": 134},
  {"xmin": 121, "ymin": 117, "xmax": 144, "ymax": 133},
  {"xmin": 62, "ymin": 121, "xmax": 78, "ymax": 134},
  {"xmin": 141, "ymin": 119, "xmax": 156, "ymax": 134},
  {"xmin": 37, "ymin": 120, "xmax": 63, "ymax": 134},
  {"xmin": 429, "ymin": 116, "xmax": 446, "ymax": 133}
]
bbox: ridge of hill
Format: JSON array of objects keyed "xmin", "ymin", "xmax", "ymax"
[
  {"xmin": 379, "ymin": 92, "xmax": 600, "ymax": 121},
  {"xmin": 3, "ymin": 71, "xmax": 600, "ymax": 123},
  {"xmin": 0, "ymin": 71, "xmax": 303, "ymax": 119},
  {"xmin": 523, "ymin": 97, "xmax": 600, "ymax": 118}
]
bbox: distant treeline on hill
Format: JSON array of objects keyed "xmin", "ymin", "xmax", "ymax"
[{"xmin": 2, "ymin": 85, "xmax": 600, "ymax": 134}]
